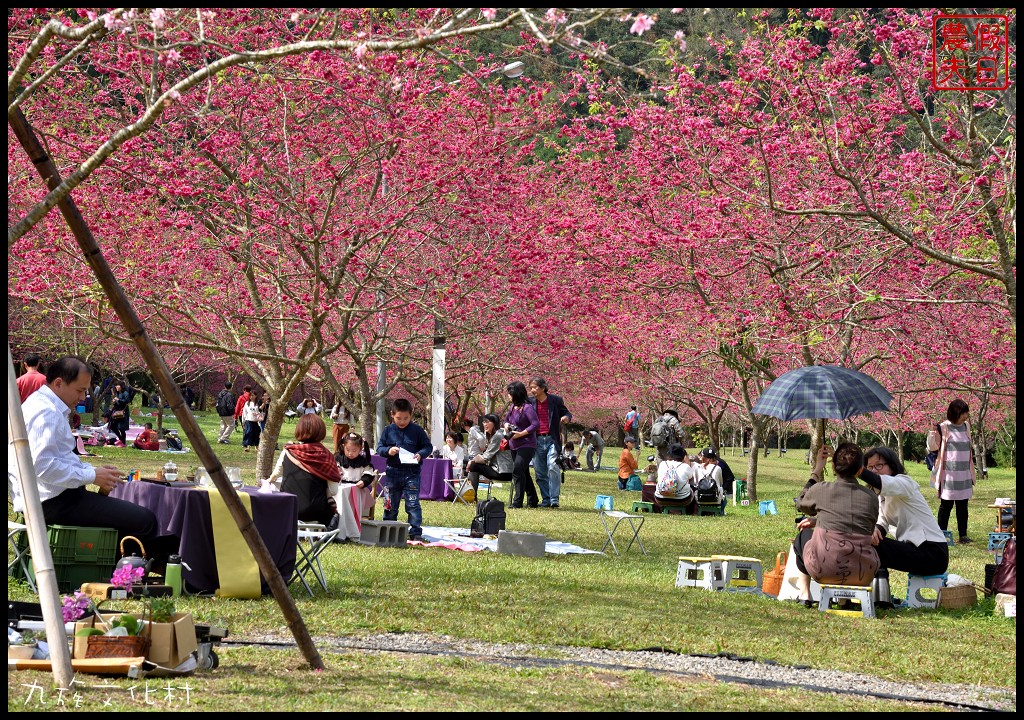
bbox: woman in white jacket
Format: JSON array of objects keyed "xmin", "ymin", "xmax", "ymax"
[{"xmin": 862, "ymin": 446, "xmax": 949, "ymax": 577}]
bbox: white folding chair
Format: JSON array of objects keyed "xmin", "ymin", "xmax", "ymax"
[
  {"xmin": 290, "ymin": 522, "xmax": 340, "ymax": 595},
  {"xmin": 8, "ymin": 520, "xmax": 36, "ymax": 592},
  {"xmin": 444, "ymin": 471, "xmax": 473, "ymax": 506}
]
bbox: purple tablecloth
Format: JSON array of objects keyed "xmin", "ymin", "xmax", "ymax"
[
  {"xmin": 370, "ymin": 455, "xmax": 453, "ymax": 501},
  {"xmin": 111, "ymin": 481, "xmax": 297, "ymax": 595}
]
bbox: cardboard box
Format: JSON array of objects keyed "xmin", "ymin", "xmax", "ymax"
[
  {"xmin": 73, "ymin": 612, "xmax": 197, "ymax": 668},
  {"xmin": 147, "ymin": 612, "xmax": 198, "ymax": 668}
]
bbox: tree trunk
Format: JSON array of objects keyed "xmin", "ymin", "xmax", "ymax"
[{"xmin": 256, "ymin": 400, "xmax": 287, "ymax": 479}]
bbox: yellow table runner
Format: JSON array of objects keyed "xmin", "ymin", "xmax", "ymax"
[{"xmin": 199, "ymin": 487, "xmax": 261, "ymax": 599}]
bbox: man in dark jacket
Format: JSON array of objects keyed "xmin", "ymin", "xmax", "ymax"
[
  {"xmin": 528, "ymin": 377, "xmax": 573, "ymax": 508},
  {"xmin": 216, "ymin": 381, "xmax": 236, "ymax": 444}
]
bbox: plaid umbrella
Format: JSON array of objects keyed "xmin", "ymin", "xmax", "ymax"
[{"xmin": 751, "ymin": 365, "xmax": 892, "ymax": 421}]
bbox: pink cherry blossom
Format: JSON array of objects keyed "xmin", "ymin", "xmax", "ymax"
[{"xmin": 630, "ymin": 14, "xmax": 655, "ymax": 35}]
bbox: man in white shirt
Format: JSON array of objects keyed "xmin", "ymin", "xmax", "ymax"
[{"xmin": 9, "ymin": 356, "xmax": 167, "ymax": 557}]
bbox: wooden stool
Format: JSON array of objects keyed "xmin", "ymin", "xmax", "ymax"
[
  {"xmin": 675, "ymin": 556, "xmax": 719, "ymax": 591},
  {"xmin": 632, "ymin": 501, "xmax": 654, "ymax": 513},
  {"xmin": 697, "ymin": 503, "xmax": 724, "ymax": 517},
  {"xmin": 819, "ymin": 584, "xmax": 875, "ymax": 618},
  {"xmin": 711, "ymin": 555, "xmax": 762, "ymax": 593},
  {"xmin": 907, "ymin": 573, "xmax": 947, "ymax": 609}
]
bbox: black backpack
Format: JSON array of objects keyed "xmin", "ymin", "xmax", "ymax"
[
  {"xmin": 163, "ymin": 430, "xmax": 183, "ymax": 451},
  {"xmin": 470, "ymin": 498, "xmax": 506, "ymax": 537},
  {"xmin": 696, "ymin": 472, "xmax": 719, "ymax": 504},
  {"xmin": 216, "ymin": 390, "xmax": 235, "ymax": 416}
]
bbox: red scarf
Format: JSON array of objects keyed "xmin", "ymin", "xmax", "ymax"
[{"xmin": 285, "ymin": 442, "xmax": 341, "ymax": 484}]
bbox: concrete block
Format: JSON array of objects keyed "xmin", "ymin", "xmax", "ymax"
[
  {"xmin": 496, "ymin": 530, "xmax": 546, "ymax": 558},
  {"xmin": 358, "ymin": 520, "xmax": 409, "ymax": 547}
]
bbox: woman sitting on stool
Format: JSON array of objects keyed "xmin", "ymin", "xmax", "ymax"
[
  {"xmin": 793, "ymin": 443, "xmax": 880, "ymax": 605},
  {"xmin": 862, "ymin": 446, "xmax": 949, "ymax": 577},
  {"xmin": 655, "ymin": 444, "xmax": 695, "ymax": 514}
]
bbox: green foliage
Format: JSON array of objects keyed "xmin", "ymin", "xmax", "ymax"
[
  {"xmin": 149, "ymin": 596, "xmax": 176, "ymax": 623},
  {"xmin": 111, "ymin": 614, "xmax": 142, "ymax": 636},
  {"xmin": 74, "ymin": 627, "xmax": 105, "ymax": 638}
]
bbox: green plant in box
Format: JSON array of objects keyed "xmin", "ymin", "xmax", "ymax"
[{"xmin": 149, "ymin": 596, "xmax": 175, "ymax": 624}]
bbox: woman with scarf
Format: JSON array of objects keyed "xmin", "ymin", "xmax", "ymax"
[{"xmin": 267, "ymin": 414, "xmax": 341, "ymax": 526}]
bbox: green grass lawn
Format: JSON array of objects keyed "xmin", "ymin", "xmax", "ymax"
[{"xmin": 8, "ymin": 409, "xmax": 1016, "ymax": 711}]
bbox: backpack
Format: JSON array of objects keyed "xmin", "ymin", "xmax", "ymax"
[
  {"xmin": 696, "ymin": 471, "xmax": 719, "ymax": 504},
  {"xmin": 471, "ymin": 498, "xmax": 506, "ymax": 538},
  {"xmin": 216, "ymin": 390, "xmax": 235, "ymax": 416},
  {"xmin": 164, "ymin": 430, "xmax": 183, "ymax": 452},
  {"xmin": 656, "ymin": 465, "xmax": 682, "ymax": 497},
  {"xmin": 624, "ymin": 411, "xmax": 638, "ymax": 433},
  {"xmin": 650, "ymin": 417, "xmax": 670, "ymax": 447}
]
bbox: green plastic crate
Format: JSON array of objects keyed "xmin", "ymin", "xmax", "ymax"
[
  {"xmin": 47, "ymin": 525, "xmax": 117, "ymax": 565},
  {"xmin": 23, "ymin": 559, "xmax": 116, "ymax": 593},
  {"xmin": 11, "ymin": 525, "xmax": 118, "ymax": 592}
]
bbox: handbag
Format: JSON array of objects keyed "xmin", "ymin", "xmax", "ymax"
[
  {"xmin": 992, "ymin": 537, "xmax": 1016, "ymax": 596},
  {"xmin": 110, "ymin": 409, "xmax": 126, "ymax": 420}
]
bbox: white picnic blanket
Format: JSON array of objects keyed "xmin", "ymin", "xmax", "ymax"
[{"xmin": 418, "ymin": 526, "xmax": 602, "ymax": 555}]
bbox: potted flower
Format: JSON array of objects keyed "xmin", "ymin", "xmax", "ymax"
[
  {"xmin": 73, "ymin": 566, "xmax": 151, "ymax": 658},
  {"xmin": 8, "ymin": 629, "xmax": 38, "ymax": 660}
]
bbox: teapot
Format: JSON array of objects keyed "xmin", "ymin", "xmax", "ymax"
[
  {"xmin": 114, "ymin": 535, "xmax": 152, "ymax": 575},
  {"xmin": 163, "ymin": 460, "xmax": 178, "ymax": 482}
]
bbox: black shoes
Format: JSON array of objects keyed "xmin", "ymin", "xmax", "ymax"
[
  {"xmin": 550, "ymin": 503, "xmax": 560, "ymax": 508},
  {"xmin": 959, "ymin": 536, "xmax": 973, "ymax": 544}
]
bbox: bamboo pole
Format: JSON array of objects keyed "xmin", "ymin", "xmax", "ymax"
[
  {"xmin": 9, "ymin": 107, "xmax": 325, "ymax": 671},
  {"xmin": 7, "ymin": 346, "xmax": 75, "ymax": 688}
]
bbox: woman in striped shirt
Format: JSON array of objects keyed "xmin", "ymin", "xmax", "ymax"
[{"xmin": 930, "ymin": 399, "xmax": 976, "ymax": 544}]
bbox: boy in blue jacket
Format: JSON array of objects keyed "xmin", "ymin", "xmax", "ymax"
[{"xmin": 376, "ymin": 398, "xmax": 434, "ymax": 541}]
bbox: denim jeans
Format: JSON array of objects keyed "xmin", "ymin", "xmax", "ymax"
[
  {"xmin": 534, "ymin": 436, "xmax": 561, "ymax": 505},
  {"xmin": 383, "ymin": 472, "xmax": 422, "ymax": 538},
  {"xmin": 586, "ymin": 444, "xmax": 603, "ymax": 471}
]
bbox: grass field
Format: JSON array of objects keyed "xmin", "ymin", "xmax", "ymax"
[{"xmin": 8, "ymin": 409, "xmax": 1017, "ymax": 711}]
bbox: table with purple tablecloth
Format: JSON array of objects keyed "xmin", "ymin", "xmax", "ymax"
[
  {"xmin": 370, "ymin": 455, "xmax": 453, "ymax": 501},
  {"xmin": 110, "ymin": 481, "xmax": 297, "ymax": 595}
]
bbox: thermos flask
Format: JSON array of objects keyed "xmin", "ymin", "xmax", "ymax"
[{"xmin": 166, "ymin": 554, "xmax": 183, "ymax": 597}]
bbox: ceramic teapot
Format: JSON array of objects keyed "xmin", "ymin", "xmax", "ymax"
[{"xmin": 114, "ymin": 535, "xmax": 152, "ymax": 575}]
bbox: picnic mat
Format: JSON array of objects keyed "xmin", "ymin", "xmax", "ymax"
[{"xmin": 416, "ymin": 526, "xmax": 602, "ymax": 555}]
